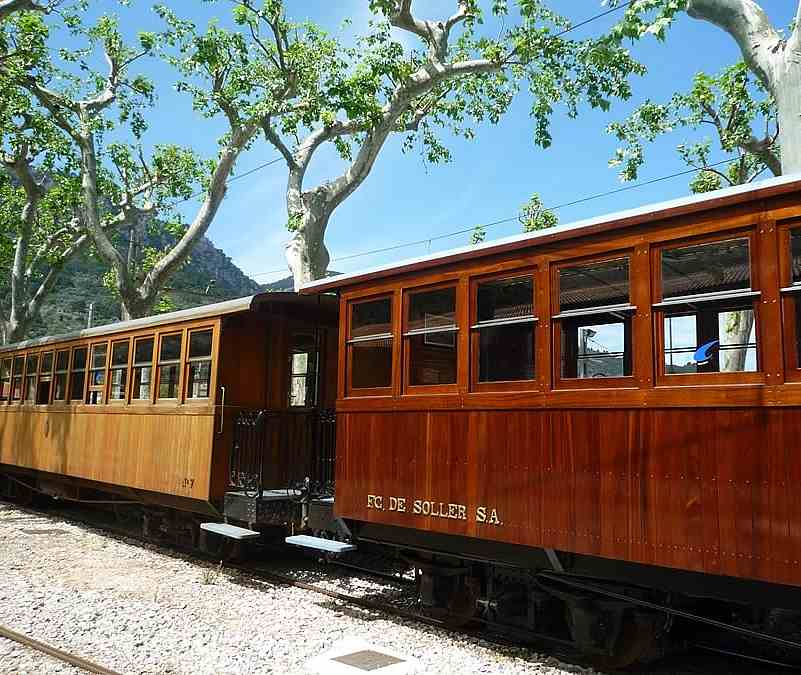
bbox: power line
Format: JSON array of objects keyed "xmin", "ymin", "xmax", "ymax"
[{"xmin": 249, "ymin": 157, "xmax": 743, "ymax": 279}]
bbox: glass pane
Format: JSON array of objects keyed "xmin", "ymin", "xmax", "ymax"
[
  {"xmin": 292, "ymin": 352, "xmax": 309, "ymax": 375},
  {"xmin": 36, "ymin": 379, "xmax": 50, "ymax": 404},
  {"xmin": 290, "ymin": 375, "xmax": 308, "ymax": 407},
  {"xmin": 91, "ymin": 344, "xmax": 107, "ymax": 369},
  {"xmin": 352, "ymin": 298, "xmax": 392, "ymax": 338},
  {"xmin": 160, "ymin": 334, "xmax": 182, "ymax": 362},
  {"xmin": 663, "ymin": 305, "xmax": 757, "ymax": 374},
  {"xmin": 111, "ymin": 341, "xmax": 129, "ymax": 367},
  {"xmin": 87, "ymin": 389, "xmax": 103, "ymax": 405},
  {"xmin": 13, "ymin": 356, "xmax": 23, "ymax": 373},
  {"xmin": 478, "ymin": 323, "xmax": 535, "ymax": 382},
  {"xmin": 158, "ymin": 364, "xmax": 180, "ymax": 398},
  {"xmin": 109, "ymin": 368, "xmax": 127, "ymax": 400},
  {"xmin": 792, "ymin": 229, "xmax": 801, "ymax": 284},
  {"xmin": 187, "ymin": 361, "xmax": 211, "ymax": 399},
  {"xmin": 408, "ymin": 287, "xmax": 456, "ymax": 332},
  {"xmin": 72, "ymin": 348, "xmax": 87, "ymax": 371},
  {"xmin": 351, "ymin": 338, "xmax": 392, "ymax": 389},
  {"xmin": 189, "ymin": 330, "xmax": 212, "ymax": 359},
  {"xmin": 53, "ymin": 374, "xmax": 67, "ymax": 401},
  {"xmin": 0, "ymin": 359, "xmax": 9, "ymax": 401},
  {"xmin": 135, "ymin": 338, "xmax": 154, "ymax": 365},
  {"xmin": 1, "ymin": 359, "xmax": 10, "ymax": 379},
  {"xmin": 26, "ymin": 354, "xmax": 39, "ymax": 373},
  {"xmin": 90, "ymin": 369, "xmax": 105, "ymax": 386},
  {"xmin": 132, "ymin": 366, "xmax": 152, "ymax": 400},
  {"xmin": 562, "ymin": 318, "xmax": 630, "ymax": 378},
  {"xmin": 409, "ymin": 333, "xmax": 457, "ymax": 385},
  {"xmin": 55, "ymin": 351, "xmax": 69, "ymax": 372},
  {"xmin": 559, "ymin": 258, "xmax": 629, "ymax": 312},
  {"xmin": 25, "ymin": 375, "xmax": 36, "ymax": 401},
  {"xmin": 477, "ymin": 277, "xmax": 534, "ymax": 323},
  {"xmin": 662, "ymin": 238, "xmax": 750, "ymax": 299},
  {"xmin": 41, "ymin": 352, "xmax": 53, "ymax": 373}
]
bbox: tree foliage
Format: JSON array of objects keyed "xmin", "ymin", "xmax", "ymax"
[{"xmin": 471, "ymin": 191, "xmax": 558, "ymax": 244}]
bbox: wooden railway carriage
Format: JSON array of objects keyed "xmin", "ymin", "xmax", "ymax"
[
  {"xmin": 0, "ymin": 292, "xmax": 338, "ymax": 532},
  {"xmin": 300, "ymin": 175, "xmax": 801, "ymax": 664}
]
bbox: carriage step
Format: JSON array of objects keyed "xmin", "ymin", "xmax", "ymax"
[
  {"xmin": 200, "ymin": 522, "xmax": 261, "ymax": 540},
  {"xmin": 285, "ymin": 535, "xmax": 356, "ymax": 554}
]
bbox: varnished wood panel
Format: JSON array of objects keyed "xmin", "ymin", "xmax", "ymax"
[
  {"xmin": 335, "ymin": 407, "xmax": 801, "ymax": 588},
  {"xmin": 0, "ymin": 406, "xmax": 215, "ymax": 500}
]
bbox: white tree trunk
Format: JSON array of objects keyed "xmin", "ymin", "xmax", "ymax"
[
  {"xmin": 286, "ymin": 207, "xmax": 331, "ymax": 289},
  {"xmin": 774, "ymin": 61, "xmax": 801, "ymax": 175}
]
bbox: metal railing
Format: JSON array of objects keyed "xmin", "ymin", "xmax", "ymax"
[{"xmin": 229, "ymin": 408, "xmax": 336, "ymax": 497}]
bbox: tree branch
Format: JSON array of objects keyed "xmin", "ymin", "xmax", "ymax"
[
  {"xmin": 686, "ymin": 0, "xmax": 781, "ymax": 89},
  {"xmin": 0, "ymin": 0, "xmax": 49, "ymax": 23},
  {"xmin": 789, "ymin": 1, "xmax": 801, "ymax": 54}
]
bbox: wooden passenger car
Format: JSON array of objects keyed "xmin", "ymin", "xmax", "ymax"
[
  {"xmin": 0, "ymin": 292, "xmax": 337, "ymax": 517},
  {"xmin": 303, "ymin": 175, "xmax": 801, "ymax": 614}
]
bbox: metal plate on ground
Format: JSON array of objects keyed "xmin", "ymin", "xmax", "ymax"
[{"xmin": 306, "ymin": 639, "xmax": 418, "ymax": 674}]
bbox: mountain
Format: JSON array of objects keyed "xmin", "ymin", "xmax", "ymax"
[{"xmin": 27, "ymin": 235, "xmax": 262, "ymax": 339}]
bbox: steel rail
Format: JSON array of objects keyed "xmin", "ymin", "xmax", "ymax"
[{"xmin": 0, "ymin": 624, "xmax": 121, "ymax": 675}]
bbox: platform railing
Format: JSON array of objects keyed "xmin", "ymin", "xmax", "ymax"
[{"xmin": 228, "ymin": 408, "xmax": 336, "ymax": 497}]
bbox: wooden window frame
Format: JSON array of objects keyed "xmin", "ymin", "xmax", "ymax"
[
  {"xmin": 0, "ymin": 355, "xmax": 11, "ymax": 405},
  {"xmin": 52, "ymin": 349, "xmax": 70, "ymax": 404},
  {"xmin": 345, "ymin": 293, "xmax": 394, "ymax": 398},
  {"xmin": 37, "ymin": 350, "xmax": 54, "ymax": 405},
  {"xmin": 551, "ymin": 251, "xmax": 638, "ymax": 390},
  {"xmin": 130, "ymin": 335, "xmax": 156, "ymax": 405},
  {"xmin": 652, "ymin": 228, "xmax": 764, "ymax": 386},
  {"xmin": 107, "ymin": 338, "xmax": 131, "ymax": 405},
  {"xmin": 184, "ymin": 327, "xmax": 215, "ymax": 404},
  {"xmin": 23, "ymin": 352, "xmax": 39, "ymax": 404},
  {"xmin": 86, "ymin": 341, "xmax": 109, "ymax": 405},
  {"xmin": 156, "ymin": 330, "xmax": 184, "ymax": 402},
  {"xmin": 69, "ymin": 345, "xmax": 88, "ymax": 403},
  {"xmin": 778, "ymin": 220, "xmax": 801, "ymax": 382},
  {"xmin": 10, "ymin": 354, "xmax": 24, "ymax": 404},
  {"xmin": 470, "ymin": 268, "xmax": 539, "ymax": 393},
  {"xmin": 403, "ymin": 281, "xmax": 461, "ymax": 396}
]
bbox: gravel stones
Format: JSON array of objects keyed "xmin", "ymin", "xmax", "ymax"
[{"xmin": 0, "ymin": 504, "xmax": 595, "ymax": 674}]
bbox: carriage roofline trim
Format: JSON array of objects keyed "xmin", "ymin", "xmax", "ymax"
[
  {"xmin": 299, "ymin": 172, "xmax": 801, "ymax": 294},
  {"xmin": 0, "ymin": 293, "xmax": 263, "ymax": 353}
]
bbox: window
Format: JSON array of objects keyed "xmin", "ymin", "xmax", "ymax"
[
  {"xmin": 656, "ymin": 238, "xmax": 758, "ymax": 375},
  {"xmin": 109, "ymin": 340, "xmax": 130, "ymax": 401},
  {"xmin": 556, "ymin": 258, "xmax": 633, "ymax": 379},
  {"xmin": 24, "ymin": 354, "xmax": 39, "ymax": 402},
  {"xmin": 11, "ymin": 356, "xmax": 23, "ymax": 401},
  {"xmin": 86, "ymin": 343, "xmax": 107, "ymax": 405},
  {"xmin": 186, "ymin": 329, "xmax": 212, "ymax": 400},
  {"xmin": 53, "ymin": 350, "xmax": 69, "ymax": 401},
  {"xmin": 787, "ymin": 229, "xmax": 801, "ymax": 367},
  {"xmin": 348, "ymin": 297, "xmax": 393, "ymax": 392},
  {"xmin": 0, "ymin": 358, "xmax": 11, "ymax": 402},
  {"xmin": 406, "ymin": 286, "xmax": 458, "ymax": 386},
  {"xmin": 37, "ymin": 352, "xmax": 53, "ymax": 404},
  {"xmin": 158, "ymin": 333, "xmax": 182, "ymax": 399},
  {"xmin": 288, "ymin": 333, "xmax": 318, "ymax": 407},
  {"xmin": 132, "ymin": 337, "xmax": 154, "ymax": 401},
  {"xmin": 69, "ymin": 347, "xmax": 87, "ymax": 402},
  {"xmin": 473, "ymin": 276, "xmax": 536, "ymax": 383}
]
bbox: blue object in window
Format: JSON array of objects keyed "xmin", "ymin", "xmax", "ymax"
[{"xmin": 693, "ymin": 340, "xmax": 719, "ymax": 364}]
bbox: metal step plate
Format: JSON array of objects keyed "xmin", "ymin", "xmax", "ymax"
[
  {"xmin": 285, "ymin": 534, "xmax": 356, "ymax": 554},
  {"xmin": 200, "ymin": 522, "xmax": 260, "ymax": 540}
]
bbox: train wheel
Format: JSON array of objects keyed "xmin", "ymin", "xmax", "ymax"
[
  {"xmin": 570, "ymin": 610, "xmax": 658, "ymax": 671},
  {"xmin": 444, "ymin": 577, "xmax": 480, "ymax": 628}
]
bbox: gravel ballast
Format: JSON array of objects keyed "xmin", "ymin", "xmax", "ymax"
[{"xmin": 0, "ymin": 503, "xmax": 592, "ymax": 675}]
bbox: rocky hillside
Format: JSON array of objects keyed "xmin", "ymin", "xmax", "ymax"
[{"xmin": 28, "ymin": 235, "xmax": 262, "ymax": 339}]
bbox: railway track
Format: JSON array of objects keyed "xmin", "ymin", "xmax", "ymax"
[
  {"xmin": 0, "ymin": 623, "xmax": 120, "ymax": 675},
  {"xmin": 2, "ymin": 498, "xmax": 799, "ymax": 674}
]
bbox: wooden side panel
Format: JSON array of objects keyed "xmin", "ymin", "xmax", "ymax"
[
  {"xmin": 0, "ymin": 407, "xmax": 215, "ymax": 500},
  {"xmin": 336, "ymin": 407, "xmax": 801, "ymax": 588}
]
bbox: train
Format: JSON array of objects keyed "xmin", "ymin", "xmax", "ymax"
[{"xmin": 3, "ymin": 174, "xmax": 801, "ymax": 668}]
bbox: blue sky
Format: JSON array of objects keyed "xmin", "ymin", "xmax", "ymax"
[{"xmin": 57, "ymin": 1, "xmax": 798, "ymax": 285}]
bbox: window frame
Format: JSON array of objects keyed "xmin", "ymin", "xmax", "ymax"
[
  {"xmin": 52, "ymin": 349, "xmax": 70, "ymax": 403},
  {"xmin": 0, "ymin": 355, "xmax": 11, "ymax": 404},
  {"xmin": 85, "ymin": 341, "xmax": 109, "ymax": 405},
  {"xmin": 184, "ymin": 327, "xmax": 214, "ymax": 403},
  {"xmin": 778, "ymin": 221, "xmax": 801, "ymax": 382},
  {"xmin": 156, "ymin": 330, "xmax": 184, "ymax": 402},
  {"xmin": 10, "ymin": 354, "xmax": 24, "ymax": 403},
  {"xmin": 131, "ymin": 334, "xmax": 157, "ymax": 404},
  {"xmin": 69, "ymin": 345, "xmax": 88, "ymax": 403},
  {"xmin": 36, "ymin": 350, "xmax": 54, "ymax": 405},
  {"xmin": 402, "ymin": 281, "xmax": 461, "ymax": 395},
  {"xmin": 652, "ymin": 229, "xmax": 763, "ymax": 386},
  {"xmin": 23, "ymin": 353, "xmax": 40, "ymax": 403},
  {"xmin": 551, "ymin": 251, "xmax": 638, "ymax": 390},
  {"xmin": 107, "ymin": 338, "xmax": 131, "ymax": 404},
  {"xmin": 346, "ymin": 293, "xmax": 395, "ymax": 398},
  {"xmin": 470, "ymin": 268, "xmax": 539, "ymax": 393}
]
